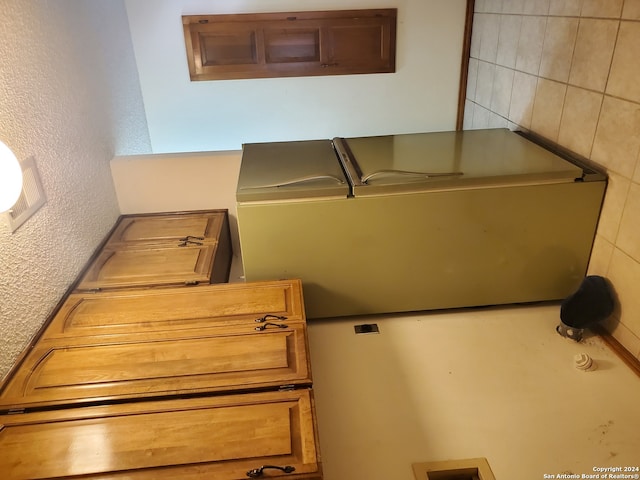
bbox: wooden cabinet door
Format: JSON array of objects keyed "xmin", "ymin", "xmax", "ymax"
[
  {"xmin": 43, "ymin": 280, "xmax": 304, "ymax": 339},
  {"xmin": 322, "ymin": 15, "xmax": 396, "ymax": 74},
  {"xmin": 75, "ymin": 210, "xmax": 232, "ymax": 291},
  {"xmin": 185, "ymin": 20, "xmax": 264, "ymax": 80},
  {"xmin": 106, "ymin": 211, "xmax": 227, "ymax": 246},
  {"xmin": 0, "ymin": 389, "xmax": 322, "ymax": 480},
  {"xmin": 76, "ymin": 210, "xmax": 232, "ymax": 290},
  {"xmin": 0, "ymin": 321, "xmax": 310, "ymax": 411},
  {"xmin": 75, "ymin": 243, "xmax": 219, "ymax": 290},
  {"xmin": 263, "ymin": 22, "xmax": 321, "ymax": 65}
]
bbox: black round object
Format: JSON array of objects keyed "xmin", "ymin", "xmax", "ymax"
[{"xmin": 560, "ymin": 275, "xmax": 614, "ymax": 329}]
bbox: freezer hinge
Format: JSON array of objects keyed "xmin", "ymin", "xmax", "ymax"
[{"xmin": 279, "ymin": 384, "xmax": 296, "ymax": 391}]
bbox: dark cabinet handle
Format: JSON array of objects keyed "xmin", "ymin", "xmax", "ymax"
[
  {"xmin": 255, "ymin": 314, "xmax": 288, "ymax": 323},
  {"xmin": 247, "ymin": 465, "xmax": 295, "ymax": 477},
  {"xmin": 255, "ymin": 322, "xmax": 288, "ymax": 331},
  {"xmin": 177, "ymin": 235, "xmax": 204, "ymax": 247}
]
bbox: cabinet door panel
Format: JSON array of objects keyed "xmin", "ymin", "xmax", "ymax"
[
  {"xmin": 195, "ymin": 26, "xmax": 260, "ymax": 67},
  {"xmin": 75, "ymin": 244, "xmax": 217, "ymax": 290},
  {"xmin": 201, "ymin": 30, "xmax": 258, "ymax": 65},
  {"xmin": 186, "ymin": 22, "xmax": 266, "ymax": 79},
  {"xmin": 44, "ymin": 280, "xmax": 304, "ymax": 339},
  {"xmin": 0, "ymin": 390, "xmax": 321, "ymax": 480},
  {"xmin": 264, "ymin": 26, "xmax": 321, "ymax": 64},
  {"xmin": 0, "ymin": 324, "xmax": 310, "ymax": 410},
  {"xmin": 107, "ymin": 211, "xmax": 227, "ymax": 245},
  {"xmin": 324, "ymin": 17, "xmax": 395, "ymax": 72},
  {"xmin": 75, "ymin": 211, "xmax": 232, "ymax": 290}
]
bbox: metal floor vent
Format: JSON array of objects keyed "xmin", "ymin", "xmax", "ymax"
[
  {"xmin": 4, "ymin": 156, "xmax": 46, "ymax": 233},
  {"xmin": 412, "ymin": 458, "xmax": 496, "ymax": 480},
  {"xmin": 354, "ymin": 324, "xmax": 379, "ymax": 334}
]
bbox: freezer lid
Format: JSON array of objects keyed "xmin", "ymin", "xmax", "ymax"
[
  {"xmin": 335, "ymin": 129, "xmax": 591, "ymax": 196},
  {"xmin": 236, "ymin": 139, "xmax": 349, "ymax": 202}
]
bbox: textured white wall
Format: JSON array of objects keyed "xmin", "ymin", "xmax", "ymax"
[
  {"xmin": 0, "ymin": 0, "xmax": 151, "ymax": 379},
  {"xmin": 125, "ymin": 0, "xmax": 467, "ymax": 152}
]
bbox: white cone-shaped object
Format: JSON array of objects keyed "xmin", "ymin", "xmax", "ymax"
[{"xmin": 0, "ymin": 140, "xmax": 23, "ymax": 212}]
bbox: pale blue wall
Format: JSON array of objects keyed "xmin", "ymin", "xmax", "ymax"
[{"xmin": 125, "ymin": 0, "xmax": 467, "ymax": 153}]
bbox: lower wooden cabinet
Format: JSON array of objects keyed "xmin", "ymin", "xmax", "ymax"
[
  {"xmin": 0, "ymin": 389, "xmax": 322, "ymax": 479},
  {"xmin": 0, "ymin": 323, "xmax": 311, "ymax": 411},
  {"xmin": 75, "ymin": 210, "xmax": 232, "ymax": 291},
  {"xmin": 0, "ymin": 278, "xmax": 322, "ymax": 479},
  {"xmin": 43, "ymin": 279, "xmax": 305, "ymax": 339}
]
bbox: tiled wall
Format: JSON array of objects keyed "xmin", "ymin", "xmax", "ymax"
[{"xmin": 464, "ymin": 0, "xmax": 640, "ymax": 360}]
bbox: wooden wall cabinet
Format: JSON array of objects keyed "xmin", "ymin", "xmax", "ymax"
[{"xmin": 183, "ymin": 9, "xmax": 397, "ymax": 81}]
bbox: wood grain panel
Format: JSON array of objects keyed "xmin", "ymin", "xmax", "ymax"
[
  {"xmin": 0, "ymin": 325, "xmax": 310, "ymax": 410},
  {"xmin": 43, "ymin": 280, "xmax": 304, "ymax": 339},
  {"xmin": 0, "ymin": 389, "xmax": 320, "ymax": 480},
  {"xmin": 75, "ymin": 244, "xmax": 217, "ymax": 290},
  {"xmin": 107, "ymin": 211, "xmax": 226, "ymax": 245},
  {"xmin": 184, "ymin": 9, "xmax": 396, "ymax": 81},
  {"xmin": 324, "ymin": 17, "xmax": 395, "ymax": 72}
]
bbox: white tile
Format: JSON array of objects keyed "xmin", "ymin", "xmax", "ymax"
[
  {"xmin": 478, "ymin": 14, "xmax": 501, "ymax": 62},
  {"xmin": 484, "ymin": 0, "xmax": 504, "ymax": 14},
  {"xmin": 470, "ymin": 13, "xmax": 484, "ymax": 58},
  {"xmin": 596, "ymin": 171, "xmax": 630, "ymax": 244},
  {"xmin": 549, "ymin": 0, "xmax": 584, "ymax": 16},
  {"xmin": 496, "ymin": 14, "xmax": 522, "ymax": 68},
  {"xmin": 557, "ymin": 86, "xmax": 602, "ymax": 158},
  {"xmin": 581, "ymin": 0, "xmax": 623, "ymax": 18},
  {"xmin": 515, "ymin": 16, "xmax": 547, "ymax": 75},
  {"xmin": 569, "ymin": 18, "xmax": 619, "ymax": 92},
  {"xmin": 608, "ymin": 248, "xmax": 640, "ymax": 338},
  {"xmin": 475, "ymin": 60, "xmax": 495, "ymax": 108},
  {"xmin": 617, "ymin": 182, "xmax": 640, "ymax": 263},
  {"xmin": 531, "ymin": 78, "xmax": 567, "ymax": 141},
  {"xmin": 466, "ymin": 57, "xmax": 479, "ymax": 101},
  {"xmin": 539, "ymin": 16, "xmax": 579, "ymax": 82},
  {"xmin": 490, "ymin": 65, "xmax": 514, "ymax": 117},
  {"xmin": 587, "ymin": 234, "xmax": 614, "ymax": 276},
  {"xmin": 488, "ymin": 112, "xmax": 509, "ymax": 128},
  {"xmin": 524, "ymin": 0, "xmax": 551, "ymax": 15},
  {"xmin": 592, "ymin": 95, "xmax": 640, "ymax": 178},
  {"xmin": 502, "ymin": 0, "xmax": 526, "ymax": 14},
  {"xmin": 463, "ymin": 100, "xmax": 475, "ymax": 130},
  {"xmin": 472, "ymin": 103, "xmax": 491, "ymax": 129},
  {"xmin": 606, "ymin": 21, "xmax": 640, "ymax": 105},
  {"xmin": 508, "ymin": 71, "xmax": 538, "ymax": 128}
]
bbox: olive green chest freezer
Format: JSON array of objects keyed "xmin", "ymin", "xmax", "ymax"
[{"xmin": 236, "ymin": 129, "xmax": 606, "ymax": 319}]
